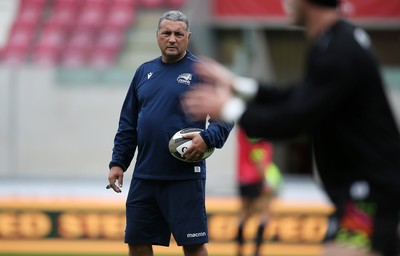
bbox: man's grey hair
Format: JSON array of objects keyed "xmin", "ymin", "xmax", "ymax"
[{"xmin": 157, "ymin": 10, "xmax": 190, "ymax": 32}]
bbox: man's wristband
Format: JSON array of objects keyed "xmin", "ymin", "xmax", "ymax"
[
  {"xmin": 232, "ymin": 76, "xmax": 258, "ymax": 101},
  {"xmin": 221, "ymin": 97, "xmax": 246, "ymax": 123}
]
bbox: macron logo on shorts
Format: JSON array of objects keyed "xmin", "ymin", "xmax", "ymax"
[{"xmin": 187, "ymin": 232, "xmax": 207, "ymax": 238}]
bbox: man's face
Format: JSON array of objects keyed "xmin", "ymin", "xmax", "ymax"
[{"xmin": 157, "ymin": 19, "xmax": 191, "ymax": 63}]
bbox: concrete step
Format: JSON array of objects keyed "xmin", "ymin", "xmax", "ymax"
[{"xmin": 119, "ymin": 10, "xmax": 165, "ymax": 68}]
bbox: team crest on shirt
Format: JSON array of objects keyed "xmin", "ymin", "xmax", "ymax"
[{"xmin": 177, "ymin": 73, "xmax": 192, "ymax": 85}]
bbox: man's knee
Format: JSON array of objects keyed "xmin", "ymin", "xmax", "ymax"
[
  {"xmin": 183, "ymin": 244, "xmax": 208, "ymax": 256},
  {"xmin": 128, "ymin": 244, "xmax": 153, "ymax": 256}
]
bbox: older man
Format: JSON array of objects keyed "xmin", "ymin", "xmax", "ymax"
[{"xmin": 108, "ymin": 10, "xmax": 233, "ymax": 256}]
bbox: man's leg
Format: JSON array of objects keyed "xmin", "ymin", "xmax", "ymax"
[
  {"xmin": 237, "ymin": 197, "xmax": 253, "ymax": 256},
  {"xmin": 125, "ymin": 180, "xmax": 171, "ymax": 255},
  {"xmin": 183, "ymin": 244, "xmax": 208, "ymax": 256},
  {"xmin": 254, "ymin": 195, "xmax": 272, "ymax": 256},
  {"xmin": 323, "ymin": 181, "xmax": 399, "ymax": 256},
  {"xmin": 165, "ymin": 180, "xmax": 209, "ymax": 254},
  {"xmin": 128, "ymin": 244, "xmax": 153, "ymax": 256},
  {"xmin": 371, "ymin": 195, "xmax": 400, "ymax": 256}
]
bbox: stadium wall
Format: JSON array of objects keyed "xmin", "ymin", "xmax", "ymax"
[{"xmin": 0, "ymin": 65, "xmax": 237, "ymax": 195}]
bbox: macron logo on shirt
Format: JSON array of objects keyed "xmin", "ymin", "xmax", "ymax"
[{"xmin": 147, "ymin": 72, "xmax": 153, "ymax": 79}]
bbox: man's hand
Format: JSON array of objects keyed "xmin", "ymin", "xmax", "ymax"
[
  {"xmin": 182, "ymin": 132, "xmax": 209, "ymax": 161},
  {"xmin": 107, "ymin": 166, "xmax": 124, "ymax": 193},
  {"xmin": 195, "ymin": 56, "xmax": 235, "ymax": 91},
  {"xmin": 182, "ymin": 57, "xmax": 234, "ymax": 121},
  {"xmin": 181, "ymin": 85, "xmax": 228, "ymax": 120}
]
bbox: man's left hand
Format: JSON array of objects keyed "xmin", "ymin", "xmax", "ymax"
[{"xmin": 182, "ymin": 132, "xmax": 208, "ymax": 161}]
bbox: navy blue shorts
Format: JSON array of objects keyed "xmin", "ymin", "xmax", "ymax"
[
  {"xmin": 239, "ymin": 181, "xmax": 263, "ymax": 199},
  {"xmin": 125, "ymin": 178, "xmax": 208, "ymax": 247}
]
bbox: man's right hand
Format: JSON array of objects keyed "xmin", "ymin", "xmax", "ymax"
[{"xmin": 108, "ymin": 166, "xmax": 124, "ymax": 193}]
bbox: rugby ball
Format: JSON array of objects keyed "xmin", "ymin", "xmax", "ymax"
[{"xmin": 169, "ymin": 128, "xmax": 215, "ymax": 162}]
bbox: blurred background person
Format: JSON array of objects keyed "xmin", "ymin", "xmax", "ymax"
[
  {"xmin": 181, "ymin": 0, "xmax": 400, "ymax": 255},
  {"xmin": 236, "ymin": 127, "xmax": 282, "ymax": 256}
]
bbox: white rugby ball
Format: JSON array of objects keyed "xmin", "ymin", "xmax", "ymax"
[{"xmin": 169, "ymin": 128, "xmax": 215, "ymax": 162}]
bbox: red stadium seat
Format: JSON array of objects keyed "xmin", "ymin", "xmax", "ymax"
[
  {"xmin": 31, "ymin": 46, "xmax": 60, "ymax": 66},
  {"xmin": 138, "ymin": 0, "xmax": 165, "ymax": 8},
  {"xmin": 19, "ymin": 0, "xmax": 47, "ymax": 10},
  {"xmin": 66, "ymin": 30, "xmax": 95, "ymax": 52},
  {"xmin": 166, "ymin": 0, "xmax": 186, "ymax": 9},
  {"xmin": 35, "ymin": 29, "xmax": 65, "ymax": 52},
  {"xmin": 6, "ymin": 25, "xmax": 34, "ymax": 51},
  {"xmin": 112, "ymin": 0, "xmax": 136, "ymax": 9},
  {"xmin": 0, "ymin": 46, "xmax": 28, "ymax": 65},
  {"xmin": 83, "ymin": 0, "xmax": 111, "ymax": 9},
  {"xmin": 0, "ymin": 0, "xmax": 46, "ymax": 65},
  {"xmin": 16, "ymin": 6, "xmax": 42, "ymax": 28},
  {"xmin": 0, "ymin": 47, "xmax": 4, "ymax": 59},
  {"xmin": 96, "ymin": 30, "xmax": 124, "ymax": 53},
  {"xmin": 76, "ymin": 7, "xmax": 105, "ymax": 30},
  {"xmin": 2, "ymin": 0, "xmax": 139, "ymax": 67},
  {"xmin": 104, "ymin": 7, "xmax": 136, "ymax": 31},
  {"xmin": 45, "ymin": 8, "xmax": 77, "ymax": 30},
  {"xmin": 52, "ymin": 0, "xmax": 82, "ymax": 10},
  {"xmin": 89, "ymin": 29, "xmax": 126, "ymax": 69},
  {"xmin": 31, "ymin": 25, "xmax": 67, "ymax": 65}
]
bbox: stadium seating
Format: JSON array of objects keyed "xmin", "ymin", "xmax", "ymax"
[
  {"xmin": 32, "ymin": 27, "xmax": 65, "ymax": 65},
  {"xmin": 0, "ymin": 0, "xmax": 187, "ymax": 68},
  {"xmin": 45, "ymin": 7, "xmax": 77, "ymax": 30},
  {"xmin": 166, "ymin": 0, "xmax": 187, "ymax": 9},
  {"xmin": 138, "ymin": 0, "xmax": 164, "ymax": 8},
  {"xmin": 106, "ymin": 6, "xmax": 136, "ymax": 31}
]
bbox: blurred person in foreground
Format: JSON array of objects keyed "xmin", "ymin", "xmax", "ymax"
[
  {"xmin": 107, "ymin": 10, "xmax": 233, "ymax": 256},
  {"xmin": 181, "ymin": 0, "xmax": 400, "ymax": 255},
  {"xmin": 236, "ymin": 128, "xmax": 282, "ymax": 256}
]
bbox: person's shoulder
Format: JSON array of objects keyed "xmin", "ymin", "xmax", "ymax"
[
  {"xmin": 332, "ymin": 20, "xmax": 372, "ymax": 51},
  {"xmin": 185, "ymin": 51, "xmax": 202, "ymax": 63},
  {"xmin": 129, "ymin": 57, "xmax": 161, "ymax": 84},
  {"xmin": 132, "ymin": 56, "xmax": 162, "ymax": 75},
  {"xmin": 139, "ymin": 56, "xmax": 162, "ymax": 69}
]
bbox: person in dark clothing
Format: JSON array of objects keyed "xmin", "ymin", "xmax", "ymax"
[
  {"xmin": 181, "ymin": 0, "xmax": 400, "ymax": 255},
  {"xmin": 107, "ymin": 10, "xmax": 233, "ymax": 256}
]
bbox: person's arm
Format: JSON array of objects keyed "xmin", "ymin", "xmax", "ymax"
[
  {"xmin": 183, "ymin": 51, "xmax": 358, "ymax": 139},
  {"xmin": 220, "ymin": 79, "xmax": 295, "ymax": 125},
  {"xmin": 233, "ymin": 76, "xmax": 293, "ymax": 104},
  {"xmin": 200, "ymin": 118, "xmax": 234, "ymax": 149},
  {"xmin": 108, "ymin": 166, "xmax": 124, "ymax": 193},
  {"xmin": 182, "ymin": 58, "xmax": 293, "ymax": 123},
  {"xmin": 239, "ymin": 53, "xmax": 358, "ymax": 140},
  {"xmin": 181, "ymin": 119, "xmax": 233, "ymax": 161},
  {"xmin": 109, "ymin": 77, "xmax": 139, "ymax": 172}
]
